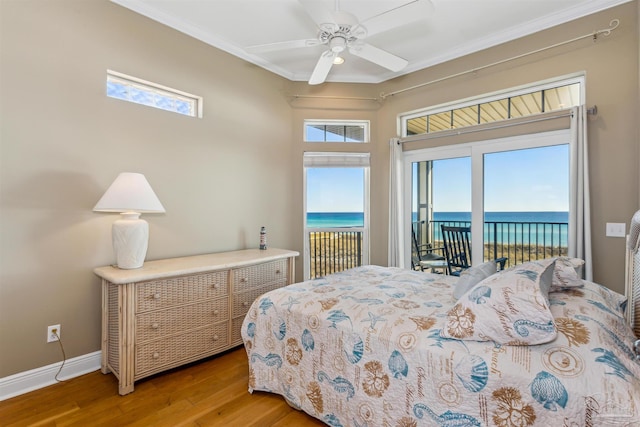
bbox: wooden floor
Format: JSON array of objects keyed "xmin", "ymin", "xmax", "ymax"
[{"xmin": 0, "ymin": 347, "xmax": 327, "ymax": 426}]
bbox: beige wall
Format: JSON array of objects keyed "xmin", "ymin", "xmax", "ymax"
[
  {"xmin": 376, "ymin": 1, "xmax": 640, "ymax": 292},
  {"xmin": 0, "ymin": 0, "xmax": 298, "ymax": 377},
  {"xmin": 0, "ymin": 0, "xmax": 638, "ymax": 379},
  {"xmin": 290, "ymin": 0, "xmax": 640, "ymax": 289}
]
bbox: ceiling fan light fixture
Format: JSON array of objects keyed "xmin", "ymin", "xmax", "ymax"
[
  {"xmin": 329, "ymin": 36, "xmax": 346, "ymax": 53},
  {"xmin": 294, "ymin": 0, "xmax": 428, "ymax": 84}
]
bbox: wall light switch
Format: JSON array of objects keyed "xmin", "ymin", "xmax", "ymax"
[{"xmin": 605, "ymin": 222, "xmax": 626, "ymax": 237}]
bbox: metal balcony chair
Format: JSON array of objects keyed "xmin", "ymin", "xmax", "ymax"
[
  {"xmin": 441, "ymin": 225, "xmax": 507, "ymax": 276},
  {"xmin": 411, "ymin": 228, "xmax": 446, "ymax": 272}
]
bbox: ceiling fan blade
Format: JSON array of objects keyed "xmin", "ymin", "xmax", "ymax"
[
  {"xmin": 362, "ymin": 0, "xmax": 433, "ymax": 37},
  {"xmin": 245, "ymin": 39, "xmax": 322, "ymax": 54},
  {"xmin": 348, "ymin": 43, "xmax": 408, "ymax": 72},
  {"xmin": 298, "ymin": 0, "xmax": 337, "ymax": 28},
  {"xmin": 309, "ymin": 50, "xmax": 336, "ymax": 85}
]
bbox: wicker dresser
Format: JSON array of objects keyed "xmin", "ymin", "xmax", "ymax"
[{"xmin": 94, "ymin": 248, "xmax": 298, "ymax": 395}]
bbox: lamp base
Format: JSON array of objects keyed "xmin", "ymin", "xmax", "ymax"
[{"xmin": 112, "ymin": 212, "xmax": 149, "ymax": 269}]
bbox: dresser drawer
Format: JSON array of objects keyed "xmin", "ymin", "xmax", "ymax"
[
  {"xmin": 232, "ymin": 280, "xmax": 287, "ymax": 317},
  {"xmin": 135, "ymin": 323, "xmax": 229, "ymax": 377},
  {"xmin": 233, "ymin": 259, "xmax": 288, "ymax": 293},
  {"xmin": 136, "ymin": 297, "xmax": 228, "ymax": 343},
  {"xmin": 136, "ymin": 271, "xmax": 229, "ymax": 313}
]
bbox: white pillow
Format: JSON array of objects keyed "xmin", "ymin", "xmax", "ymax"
[
  {"xmin": 550, "ymin": 257, "xmax": 585, "ymax": 291},
  {"xmin": 453, "ymin": 260, "xmax": 497, "ymax": 300},
  {"xmin": 441, "ymin": 258, "xmax": 557, "ymax": 345}
]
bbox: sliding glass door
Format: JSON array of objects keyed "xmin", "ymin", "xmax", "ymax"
[
  {"xmin": 405, "ymin": 130, "xmax": 571, "ymax": 270},
  {"xmin": 411, "ymin": 155, "xmax": 471, "ymax": 270},
  {"xmin": 483, "ymin": 145, "xmax": 570, "ymax": 264}
]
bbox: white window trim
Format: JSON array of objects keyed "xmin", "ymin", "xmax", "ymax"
[
  {"xmin": 303, "ymin": 152, "xmax": 371, "ymax": 167},
  {"xmin": 107, "ymin": 69, "xmax": 203, "ymax": 118},
  {"xmin": 398, "ymin": 73, "xmax": 585, "ymax": 136},
  {"xmin": 304, "ymin": 119, "xmax": 370, "ymax": 143},
  {"xmin": 303, "ymin": 152, "xmax": 370, "ymax": 280}
]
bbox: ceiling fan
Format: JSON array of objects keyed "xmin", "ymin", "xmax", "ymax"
[{"xmin": 245, "ymin": 0, "xmax": 432, "ymax": 85}]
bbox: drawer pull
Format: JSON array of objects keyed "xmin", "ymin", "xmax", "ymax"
[
  {"xmin": 276, "ymin": 269, "xmax": 281, "ymax": 274},
  {"xmin": 213, "ymin": 335, "xmax": 219, "ymax": 341},
  {"xmin": 152, "ymin": 352, "xmax": 160, "ymax": 359},
  {"xmin": 153, "ymin": 293, "xmax": 161, "ymax": 300},
  {"xmin": 213, "ymin": 283, "xmax": 219, "ymax": 289},
  {"xmin": 213, "ymin": 310, "xmax": 220, "ymax": 316},
  {"xmin": 240, "ymin": 277, "xmax": 247, "ymax": 283},
  {"xmin": 242, "ymin": 301, "xmax": 249, "ymax": 307},
  {"xmin": 151, "ymin": 323, "xmax": 159, "ymax": 329}
]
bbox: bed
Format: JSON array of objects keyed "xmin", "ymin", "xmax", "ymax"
[{"xmin": 242, "ymin": 232, "xmax": 640, "ymax": 426}]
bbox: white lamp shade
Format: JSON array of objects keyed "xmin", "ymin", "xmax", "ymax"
[
  {"xmin": 94, "ymin": 173, "xmax": 165, "ymax": 269},
  {"xmin": 93, "ymin": 172, "xmax": 165, "ymax": 213}
]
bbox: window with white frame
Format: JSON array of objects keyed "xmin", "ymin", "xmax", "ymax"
[
  {"xmin": 401, "ymin": 76, "xmax": 582, "ymax": 137},
  {"xmin": 106, "ymin": 70, "xmax": 202, "ymax": 118},
  {"xmin": 401, "ymin": 75, "xmax": 584, "ymax": 272},
  {"xmin": 303, "ymin": 152, "xmax": 370, "ymax": 280},
  {"xmin": 304, "ymin": 120, "xmax": 369, "ymax": 143}
]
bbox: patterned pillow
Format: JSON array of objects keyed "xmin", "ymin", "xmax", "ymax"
[
  {"xmin": 550, "ymin": 257, "xmax": 585, "ymax": 291},
  {"xmin": 581, "ymin": 279, "xmax": 628, "ymax": 315},
  {"xmin": 440, "ymin": 258, "xmax": 557, "ymax": 345},
  {"xmin": 453, "ymin": 260, "xmax": 497, "ymax": 300}
]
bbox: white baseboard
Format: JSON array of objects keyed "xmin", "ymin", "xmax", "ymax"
[{"xmin": 0, "ymin": 351, "xmax": 102, "ymax": 401}]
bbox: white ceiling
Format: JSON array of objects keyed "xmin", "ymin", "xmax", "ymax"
[{"xmin": 111, "ymin": 0, "xmax": 629, "ymax": 84}]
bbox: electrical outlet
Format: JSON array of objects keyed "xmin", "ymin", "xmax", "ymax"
[{"xmin": 47, "ymin": 324, "xmax": 61, "ymax": 343}]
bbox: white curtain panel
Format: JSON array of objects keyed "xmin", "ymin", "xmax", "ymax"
[
  {"xmin": 570, "ymin": 105, "xmax": 593, "ymax": 281},
  {"xmin": 388, "ymin": 138, "xmax": 404, "ymax": 267}
]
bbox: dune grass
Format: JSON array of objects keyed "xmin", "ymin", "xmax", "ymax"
[{"xmin": 308, "ymin": 231, "xmax": 567, "ymax": 278}]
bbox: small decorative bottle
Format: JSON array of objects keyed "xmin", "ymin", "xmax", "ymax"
[{"xmin": 259, "ymin": 226, "xmax": 267, "ymax": 250}]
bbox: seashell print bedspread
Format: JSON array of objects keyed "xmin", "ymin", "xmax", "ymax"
[{"xmin": 241, "ymin": 265, "xmax": 640, "ymax": 426}]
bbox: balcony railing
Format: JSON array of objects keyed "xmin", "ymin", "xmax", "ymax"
[
  {"xmin": 308, "ymin": 219, "xmax": 568, "ymax": 279},
  {"xmin": 308, "ymin": 230, "xmax": 363, "ymax": 279},
  {"xmin": 414, "ymin": 220, "xmax": 569, "ymax": 268}
]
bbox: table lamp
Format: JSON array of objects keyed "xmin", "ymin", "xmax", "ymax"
[{"xmin": 93, "ymin": 172, "xmax": 165, "ymax": 269}]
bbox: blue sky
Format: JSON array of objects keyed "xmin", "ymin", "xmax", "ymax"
[
  {"xmin": 307, "ymin": 168, "xmax": 364, "ymax": 213},
  {"xmin": 307, "ymin": 144, "xmax": 569, "ymax": 213},
  {"xmin": 431, "ymin": 144, "xmax": 569, "ymax": 212}
]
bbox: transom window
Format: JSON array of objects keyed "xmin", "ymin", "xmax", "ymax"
[
  {"xmin": 106, "ymin": 70, "xmax": 202, "ymax": 118},
  {"xmin": 304, "ymin": 120, "xmax": 369, "ymax": 143},
  {"xmin": 401, "ymin": 78, "xmax": 581, "ymax": 136}
]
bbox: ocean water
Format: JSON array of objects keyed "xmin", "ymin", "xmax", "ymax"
[
  {"xmin": 427, "ymin": 211, "xmax": 569, "ymax": 246},
  {"xmin": 432, "ymin": 211, "xmax": 568, "ymax": 224},
  {"xmin": 307, "ymin": 211, "xmax": 569, "ymax": 245},
  {"xmin": 307, "ymin": 212, "xmax": 364, "ymax": 228},
  {"xmin": 307, "ymin": 211, "xmax": 568, "ymax": 228}
]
